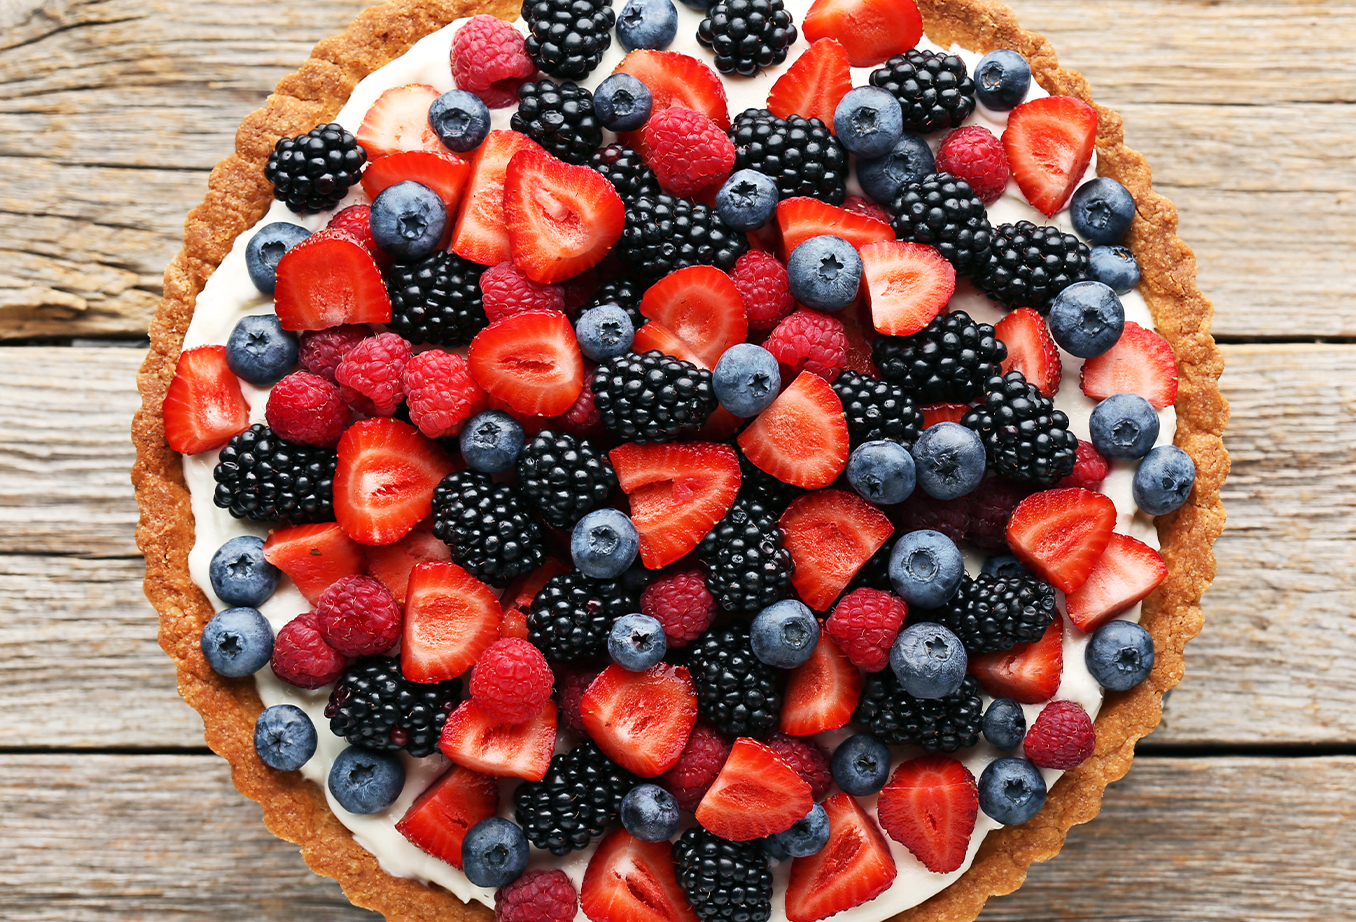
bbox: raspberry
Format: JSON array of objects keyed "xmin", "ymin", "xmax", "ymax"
[
  {"xmin": 481, "ymin": 261, "xmax": 567, "ymax": 321},
  {"xmin": 764, "ymin": 733, "xmax": 832, "ymax": 800},
  {"xmin": 731, "ymin": 250, "xmax": 795, "ymax": 331},
  {"xmin": 560, "ymin": 268, "xmax": 599, "ymax": 316},
  {"xmin": 966, "ymin": 475, "xmax": 1033, "ymax": 551},
  {"xmin": 470, "ymin": 638, "xmax": 555, "ymax": 724},
  {"xmin": 315, "ymin": 575, "xmax": 403, "ymax": 657},
  {"xmin": 643, "ymin": 106, "xmax": 737, "ymax": 198},
  {"xmin": 660, "ymin": 722, "xmax": 732, "ymax": 812},
  {"xmin": 1023, "ymin": 699, "xmax": 1096, "ymax": 770},
  {"xmin": 271, "ymin": 611, "xmax": 349, "ymax": 689},
  {"xmin": 763, "ymin": 308, "xmax": 848, "ymax": 382},
  {"xmin": 640, "ymin": 567, "xmax": 717, "ymax": 649},
  {"xmin": 827, "ymin": 588, "xmax": 907, "ymax": 672},
  {"xmin": 402, "ymin": 349, "xmax": 488, "ymax": 439},
  {"xmin": 264, "ymin": 372, "xmax": 347, "ymax": 448},
  {"xmin": 451, "ymin": 15, "xmax": 537, "ymax": 108},
  {"xmin": 495, "ymin": 868, "xmax": 578, "ymax": 922},
  {"xmin": 895, "ymin": 491, "xmax": 971, "ymax": 545},
  {"xmin": 327, "ymin": 204, "xmax": 390, "ymax": 268},
  {"xmin": 843, "ymin": 195, "xmax": 893, "ymax": 225},
  {"xmin": 1057, "ymin": 439, "xmax": 1111, "ymax": 490},
  {"xmin": 548, "ymin": 369, "xmax": 604, "ymax": 437},
  {"xmin": 935, "ymin": 125, "xmax": 1011, "ymax": 205},
  {"xmin": 334, "ymin": 332, "xmax": 412, "ymax": 416},
  {"xmin": 554, "ymin": 665, "xmax": 601, "ymax": 738},
  {"xmin": 298, "ymin": 325, "xmax": 369, "ymax": 383}
]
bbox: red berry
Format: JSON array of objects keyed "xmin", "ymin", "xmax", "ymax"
[
  {"xmin": 327, "ymin": 204, "xmax": 390, "ymax": 268},
  {"xmin": 265, "ymin": 372, "xmax": 347, "ymax": 447},
  {"xmin": 583, "ymin": 664, "xmax": 699, "ymax": 777},
  {"xmin": 481, "ymin": 260, "xmax": 567, "ymax": 321},
  {"xmin": 403, "ymin": 562, "xmax": 504, "ymax": 683},
  {"xmin": 274, "ymin": 230, "xmax": 392, "ymax": 331},
  {"xmin": 271, "ymin": 611, "xmax": 349, "ymax": 689},
  {"xmin": 357, "ymin": 84, "xmax": 446, "ymax": 159},
  {"xmin": 776, "ymin": 196, "xmax": 892, "ymax": 261},
  {"xmin": 995, "ymin": 306, "xmax": 1061, "ymax": 397},
  {"xmin": 826, "ymin": 588, "xmax": 907, "ymax": 672},
  {"xmin": 1024, "ymin": 699, "xmax": 1096, "ymax": 770},
  {"xmin": 549, "ymin": 368, "xmax": 604, "ymax": 437},
  {"xmin": 764, "ymin": 308, "xmax": 849, "ymax": 382},
  {"xmin": 966, "ymin": 474, "xmax": 1034, "ymax": 552},
  {"xmin": 1058, "ymin": 439, "xmax": 1111, "ymax": 491},
  {"xmin": 262, "ymin": 523, "xmax": 367, "ymax": 605},
  {"xmin": 1007, "ymin": 488, "xmax": 1117, "ymax": 594},
  {"xmin": 936, "ymin": 125, "xmax": 1011, "ymax": 204},
  {"xmin": 640, "ymin": 265, "xmax": 747, "ymax": 369},
  {"xmin": 644, "ymin": 106, "xmax": 736, "ymax": 197},
  {"xmin": 969, "ymin": 616, "xmax": 1063, "ymax": 704},
  {"xmin": 335, "ymin": 332, "xmax": 413, "ymax": 416},
  {"xmin": 554, "ymin": 665, "xmax": 601, "ymax": 738},
  {"xmin": 298, "ymin": 325, "xmax": 369, "ymax": 383},
  {"xmin": 764, "ymin": 733, "xmax": 833, "ymax": 801},
  {"xmin": 801, "ymin": 0, "xmax": 922, "ymax": 67},
  {"xmin": 785, "ymin": 792, "xmax": 897, "ymax": 922},
  {"xmin": 860, "ymin": 240, "xmax": 955, "ymax": 336},
  {"xmin": 842, "ymin": 195, "xmax": 892, "ymax": 225},
  {"xmin": 731, "ymin": 250, "xmax": 796, "ymax": 331},
  {"xmin": 504, "ymin": 149, "xmax": 625, "ymax": 284},
  {"xmin": 403, "ymin": 349, "xmax": 489, "ymax": 439},
  {"xmin": 738, "ymin": 371, "xmax": 849, "ymax": 490},
  {"xmin": 696, "ymin": 738, "xmax": 813, "ymax": 841},
  {"xmin": 495, "ymin": 869, "xmax": 578, "ymax": 922},
  {"xmin": 659, "ymin": 722, "xmax": 732, "ymax": 812},
  {"xmin": 894, "ymin": 490, "xmax": 970, "ymax": 545},
  {"xmin": 1064, "ymin": 534, "xmax": 1167, "ymax": 633},
  {"xmin": 780, "ymin": 489, "xmax": 893, "ymax": 610},
  {"xmin": 609, "ymin": 441, "xmax": 741, "ymax": 568},
  {"xmin": 315, "ymin": 574, "xmax": 403, "ymax": 657},
  {"xmin": 468, "ymin": 310, "xmax": 585, "ymax": 417},
  {"xmin": 452, "ymin": 130, "xmax": 547, "ymax": 267},
  {"xmin": 1080, "ymin": 320, "xmax": 1179, "ymax": 409},
  {"xmin": 162, "ymin": 345, "xmax": 250, "ymax": 454},
  {"xmin": 469, "ymin": 638, "xmax": 554, "ymax": 724},
  {"xmin": 1003, "ymin": 95, "xmax": 1098, "ymax": 216},
  {"xmin": 781, "ymin": 633, "xmax": 862, "ymax": 736},
  {"xmin": 640, "ymin": 567, "xmax": 717, "ymax": 648},
  {"xmin": 334, "ymin": 419, "xmax": 455, "ymax": 546},
  {"xmin": 452, "ymin": 15, "xmax": 536, "ymax": 108},
  {"xmin": 876, "ymin": 754, "xmax": 977, "ymax": 873},
  {"xmin": 766, "ymin": 38, "xmax": 852, "ymax": 127}
]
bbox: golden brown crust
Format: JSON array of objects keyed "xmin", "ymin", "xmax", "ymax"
[{"xmin": 131, "ymin": 1, "xmax": 1228, "ymax": 919}]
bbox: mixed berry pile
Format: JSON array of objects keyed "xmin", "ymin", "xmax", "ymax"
[{"xmin": 174, "ymin": 0, "xmax": 1199, "ymax": 919}]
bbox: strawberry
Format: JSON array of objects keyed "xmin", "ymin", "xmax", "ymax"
[
  {"xmin": 697, "ymin": 404, "xmax": 744, "ymax": 440},
  {"xmin": 785, "ymin": 793, "xmax": 897, "ymax": 922},
  {"xmin": 612, "ymin": 50, "xmax": 729, "ymax": 130},
  {"xmin": 996, "ymin": 307, "xmax": 1062, "ymax": 397},
  {"xmin": 1065, "ymin": 533, "xmax": 1168, "ymax": 632},
  {"xmin": 360, "ymin": 149, "xmax": 471, "ymax": 214},
  {"xmin": 920, "ymin": 402, "xmax": 970, "ymax": 428},
  {"xmin": 262, "ymin": 522, "xmax": 367, "ymax": 605},
  {"xmin": 781, "ymin": 632, "xmax": 863, "ymax": 736},
  {"xmin": 580, "ymin": 830, "xmax": 699, "ymax": 922},
  {"xmin": 876, "ymin": 755, "xmax": 978, "ymax": 874},
  {"xmin": 467, "ymin": 310, "xmax": 585, "ymax": 416},
  {"xmin": 631, "ymin": 320, "xmax": 712, "ymax": 369},
  {"xmin": 860, "ymin": 240, "xmax": 956, "ymax": 336},
  {"xmin": 582, "ymin": 663, "xmax": 698, "ymax": 777},
  {"xmin": 274, "ymin": 229, "xmax": 392, "ymax": 331},
  {"xmin": 766, "ymin": 39, "xmax": 852, "ymax": 127},
  {"xmin": 162, "ymin": 345, "xmax": 250, "ymax": 454},
  {"xmin": 1003, "ymin": 95, "xmax": 1099, "ymax": 216},
  {"xmin": 609, "ymin": 441, "xmax": 741, "ymax": 568},
  {"xmin": 737, "ymin": 371, "xmax": 849, "ymax": 490},
  {"xmin": 451, "ymin": 130, "xmax": 546, "ymax": 266},
  {"xmin": 356, "ymin": 84, "xmax": 447, "ymax": 158},
  {"xmin": 402, "ymin": 561, "xmax": 503, "ymax": 682},
  {"xmin": 694, "ymin": 738, "xmax": 814, "ymax": 841},
  {"xmin": 639, "ymin": 266, "xmax": 747, "ymax": 369},
  {"xmin": 776, "ymin": 196, "xmax": 893, "ymax": 261},
  {"xmin": 395, "ymin": 764, "xmax": 499, "ymax": 869},
  {"xmin": 334, "ymin": 418, "xmax": 455, "ymax": 546},
  {"xmin": 501, "ymin": 558, "xmax": 571, "ymax": 639},
  {"xmin": 779, "ymin": 489, "xmax": 894, "ymax": 609},
  {"xmin": 1079, "ymin": 321, "xmax": 1179, "ymax": 409},
  {"xmin": 968, "ymin": 615, "xmax": 1064, "ymax": 704},
  {"xmin": 504, "ymin": 149, "xmax": 626, "ymax": 284},
  {"xmin": 363, "ymin": 518, "xmax": 453, "ymax": 605},
  {"xmin": 1006, "ymin": 488, "xmax": 1117, "ymax": 594},
  {"xmin": 438, "ymin": 699, "xmax": 557, "ymax": 781},
  {"xmin": 801, "ymin": 0, "xmax": 922, "ymax": 67}
]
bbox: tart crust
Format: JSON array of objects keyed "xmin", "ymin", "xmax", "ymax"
[{"xmin": 131, "ymin": 1, "xmax": 1230, "ymax": 919}]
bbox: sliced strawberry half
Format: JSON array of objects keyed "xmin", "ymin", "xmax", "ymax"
[
  {"xmin": 969, "ymin": 615, "xmax": 1064, "ymax": 704},
  {"xmin": 779, "ymin": 489, "xmax": 894, "ymax": 609},
  {"xmin": 438, "ymin": 699, "xmax": 556, "ymax": 781},
  {"xmin": 1065, "ymin": 533, "xmax": 1168, "ymax": 632},
  {"xmin": 361, "ymin": 149, "xmax": 470, "ymax": 214},
  {"xmin": 403, "ymin": 561, "xmax": 503, "ymax": 682},
  {"xmin": 632, "ymin": 320, "xmax": 712, "ymax": 370},
  {"xmin": 334, "ymin": 418, "xmax": 455, "ymax": 546},
  {"xmin": 801, "ymin": 0, "xmax": 922, "ymax": 67},
  {"xmin": 785, "ymin": 792, "xmax": 897, "ymax": 922},
  {"xmin": 1003, "ymin": 95, "xmax": 1099, "ymax": 216},
  {"xmin": 876, "ymin": 755, "xmax": 978, "ymax": 874},
  {"xmin": 609, "ymin": 441, "xmax": 741, "ymax": 568},
  {"xmin": 274, "ymin": 229, "xmax": 392, "ymax": 331},
  {"xmin": 451, "ymin": 129, "xmax": 545, "ymax": 266},
  {"xmin": 996, "ymin": 306, "xmax": 1062, "ymax": 397},
  {"xmin": 582, "ymin": 663, "xmax": 698, "ymax": 777},
  {"xmin": 363, "ymin": 517, "xmax": 452, "ymax": 605},
  {"xmin": 737, "ymin": 371, "xmax": 849, "ymax": 490},
  {"xmin": 860, "ymin": 240, "xmax": 956, "ymax": 336},
  {"xmin": 694, "ymin": 738, "xmax": 814, "ymax": 841},
  {"xmin": 920, "ymin": 402, "xmax": 970, "ymax": 428},
  {"xmin": 356, "ymin": 84, "xmax": 447, "ymax": 158},
  {"xmin": 262, "ymin": 522, "xmax": 367, "ymax": 605},
  {"xmin": 162, "ymin": 345, "xmax": 250, "ymax": 454},
  {"xmin": 766, "ymin": 39, "xmax": 852, "ymax": 127},
  {"xmin": 395, "ymin": 763, "xmax": 499, "ymax": 869},
  {"xmin": 504, "ymin": 148, "xmax": 626, "ymax": 284},
  {"xmin": 1007, "ymin": 488, "xmax": 1117, "ymax": 594},
  {"xmin": 1079, "ymin": 321, "xmax": 1179, "ymax": 409},
  {"xmin": 782, "ymin": 632, "xmax": 863, "ymax": 736},
  {"xmin": 581, "ymin": 829, "xmax": 699, "ymax": 922},
  {"xmin": 639, "ymin": 266, "xmax": 747, "ymax": 369},
  {"xmin": 467, "ymin": 309, "xmax": 585, "ymax": 416},
  {"xmin": 612, "ymin": 50, "xmax": 729, "ymax": 129},
  {"xmin": 776, "ymin": 197, "xmax": 893, "ymax": 261}
]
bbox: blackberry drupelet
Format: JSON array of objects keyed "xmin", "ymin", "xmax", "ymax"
[
  {"xmin": 831, "ymin": 369, "xmax": 926, "ymax": 448},
  {"xmin": 515, "ymin": 430, "xmax": 617, "ymax": 529},
  {"xmin": 384, "ymin": 250, "xmax": 488, "ymax": 348},
  {"xmin": 735, "ymin": 446, "xmax": 806, "ymax": 514},
  {"xmin": 933, "ymin": 573, "xmax": 1058, "ymax": 654},
  {"xmin": 592, "ymin": 351, "xmax": 718, "ymax": 443},
  {"xmin": 588, "ymin": 144, "xmax": 662, "ymax": 206},
  {"xmin": 264, "ymin": 123, "xmax": 366, "ymax": 214},
  {"xmin": 527, "ymin": 570, "xmax": 637, "ymax": 661},
  {"xmin": 868, "ymin": 50, "xmax": 976, "ymax": 134},
  {"xmin": 890, "ymin": 171, "xmax": 993, "ymax": 276},
  {"xmin": 511, "ymin": 80, "xmax": 604, "ymax": 164},
  {"xmin": 854, "ymin": 671, "xmax": 984, "ymax": 751},
  {"xmin": 522, "ymin": 0, "xmax": 615, "ymax": 79},
  {"xmin": 698, "ymin": 498, "xmax": 794, "ymax": 612},
  {"xmin": 324, "ymin": 657, "xmax": 458, "ymax": 757},
  {"xmin": 213, "ymin": 424, "xmax": 335, "ymax": 523},
  {"xmin": 431, "ymin": 471, "xmax": 545, "ymax": 586},
  {"xmin": 616, "ymin": 194, "xmax": 748, "ymax": 279},
  {"xmin": 582, "ymin": 275, "xmax": 647, "ymax": 330},
  {"xmin": 697, "ymin": 0, "xmax": 797, "ymax": 76},
  {"xmin": 872, "ymin": 310, "xmax": 1007, "ymax": 403},
  {"xmin": 673, "ymin": 827, "xmax": 773, "ymax": 922},
  {"xmin": 962, "ymin": 370, "xmax": 1078, "ymax": 484},
  {"xmin": 513, "ymin": 741, "xmax": 639, "ymax": 855},
  {"xmin": 686, "ymin": 623, "xmax": 781, "ymax": 738},
  {"xmin": 730, "ymin": 108, "xmax": 848, "ymax": 204},
  {"xmin": 975, "ymin": 220, "xmax": 1091, "ymax": 312}
]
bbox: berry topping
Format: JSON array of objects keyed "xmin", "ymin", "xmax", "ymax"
[
  {"xmin": 869, "ymin": 49, "xmax": 976, "ymax": 134},
  {"xmin": 731, "ymin": 108, "xmax": 848, "ymax": 205},
  {"xmin": 481, "ymin": 261, "xmax": 567, "ymax": 322},
  {"xmin": 364, "ymin": 519, "xmax": 453, "ymax": 605},
  {"xmin": 617, "ymin": 193, "xmax": 748, "ymax": 279},
  {"xmin": 361, "ymin": 149, "xmax": 472, "ymax": 216},
  {"xmin": 402, "ymin": 349, "xmax": 489, "ymax": 440},
  {"xmin": 641, "ymin": 567, "xmax": 718, "ymax": 648},
  {"xmin": 274, "ymin": 229, "xmax": 392, "ymax": 332},
  {"xmin": 640, "ymin": 265, "xmax": 747, "ymax": 369},
  {"xmin": 784, "ymin": 792, "xmax": 897, "ymax": 922},
  {"xmin": 227, "ymin": 313, "xmax": 299, "ymax": 386},
  {"xmin": 163, "ymin": 345, "xmax": 250, "ymax": 455},
  {"xmin": 968, "ymin": 616, "xmax": 1064, "ymax": 704},
  {"xmin": 452, "ymin": 130, "xmax": 547, "ymax": 266},
  {"xmin": 888, "ymin": 172, "xmax": 993, "ymax": 277},
  {"xmin": 271, "ymin": 610, "xmax": 349, "ymax": 689},
  {"xmin": 523, "ymin": 0, "xmax": 616, "ymax": 79},
  {"xmin": 764, "ymin": 307, "xmax": 849, "ymax": 382},
  {"xmin": 764, "ymin": 732, "xmax": 833, "ymax": 800},
  {"xmin": 610, "ymin": 440, "xmax": 741, "ymax": 567},
  {"xmin": 265, "ymin": 372, "xmax": 345, "ymax": 448},
  {"xmin": 962, "ymin": 370, "xmax": 1078, "ymax": 485},
  {"xmin": 402, "ymin": 561, "xmax": 503, "ymax": 682},
  {"xmin": 688, "ymin": 622, "xmax": 782, "ymax": 739},
  {"xmin": 827, "ymin": 587, "xmax": 907, "ymax": 672},
  {"xmin": 582, "ymin": 663, "xmax": 699, "ymax": 776},
  {"xmin": 768, "ymin": 38, "xmax": 852, "ymax": 127},
  {"xmin": 779, "ymin": 488, "xmax": 894, "ymax": 610},
  {"xmin": 504, "ymin": 149, "xmax": 625, "ymax": 284},
  {"xmin": 325, "ymin": 655, "xmax": 458, "ymax": 755},
  {"xmin": 995, "ymin": 306, "xmax": 1061, "ymax": 397},
  {"xmin": 334, "ymin": 331, "xmax": 411, "ymax": 417},
  {"xmin": 261, "ymin": 523, "xmax": 365, "ymax": 605},
  {"xmin": 470, "ymin": 637, "xmax": 555, "ymax": 724},
  {"xmin": 643, "ymin": 106, "xmax": 737, "ymax": 197},
  {"xmin": 612, "ymin": 49, "xmax": 730, "ymax": 132},
  {"xmin": 737, "ymin": 370, "xmax": 849, "ymax": 490},
  {"xmin": 582, "ymin": 830, "xmax": 698, "ymax": 922},
  {"xmin": 674, "ymin": 827, "xmax": 773, "ymax": 922},
  {"xmin": 264, "ymin": 123, "xmax": 366, "ymax": 214},
  {"xmin": 859, "ymin": 240, "xmax": 955, "ymax": 337},
  {"xmin": 1003, "ymin": 95, "xmax": 1099, "ymax": 216},
  {"xmin": 1006, "ymin": 487, "xmax": 1117, "ymax": 594},
  {"xmin": 801, "ymin": 0, "xmax": 921, "ymax": 67},
  {"xmin": 1080, "ymin": 320, "xmax": 1179, "ymax": 409},
  {"xmin": 1023, "ymin": 699, "xmax": 1096, "ymax": 770},
  {"xmin": 699, "ymin": 498, "xmax": 794, "ymax": 612},
  {"xmin": 695, "ymin": 737, "xmax": 813, "ymax": 841},
  {"xmin": 731, "ymin": 249, "xmax": 796, "ymax": 331},
  {"xmin": 333, "ymin": 418, "xmax": 453, "ymax": 546},
  {"xmin": 440, "ymin": 699, "xmax": 558, "ymax": 781},
  {"xmin": 213, "ymin": 424, "xmax": 337, "ymax": 524},
  {"xmin": 782, "ymin": 632, "xmax": 863, "ymax": 736},
  {"xmin": 512, "ymin": 79, "xmax": 605, "ymax": 165},
  {"xmin": 698, "ymin": 0, "xmax": 797, "ymax": 76},
  {"xmin": 316, "ymin": 575, "xmax": 402, "ymax": 657},
  {"xmin": 451, "ymin": 15, "xmax": 537, "ymax": 108},
  {"xmin": 469, "ymin": 310, "xmax": 586, "ymax": 416},
  {"xmin": 514, "ymin": 740, "xmax": 638, "ymax": 853},
  {"xmin": 1065, "ymin": 533, "xmax": 1168, "ymax": 632},
  {"xmin": 298, "ymin": 325, "xmax": 368, "ymax": 383},
  {"xmin": 660, "ymin": 722, "xmax": 733, "ymax": 812},
  {"xmin": 495, "ymin": 869, "xmax": 579, "ymax": 922},
  {"xmin": 935, "ymin": 125, "xmax": 1010, "ymax": 204},
  {"xmin": 876, "ymin": 754, "xmax": 978, "ymax": 873},
  {"xmin": 775, "ymin": 196, "xmax": 893, "ymax": 260}
]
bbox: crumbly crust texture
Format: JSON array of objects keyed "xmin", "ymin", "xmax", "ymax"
[{"xmin": 131, "ymin": 1, "xmax": 1230, "ymax": 919}]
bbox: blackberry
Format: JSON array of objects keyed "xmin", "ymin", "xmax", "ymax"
[
  {"xmin": 511, "ymin": 80, "xmax": 604, "ymax": 165},
  {"xmin": 975, "ymin": 220, "xmax": 1091, "ymax": 312},
  {"xmin": 384, "ymin": 250, "xmax": 488, "ymax": 348},
  {"xmin": 592, "ymin": 351, "xmax": 718, "ymax": 443},
  {"xmin": 673, "ymin": 827, "xmax": 773, "ymax": 922},
  {"xmin": 831, "ymin": 369, "xmax": 925, "ymax": 448},
  {"xmin": 868, "ymin": 50, "xmax": 976, "ymax": 134},
  {"xmin": 431, "ymin": 471, "xmax": 545, "ymax": 586},
  {"xmin": 962, "ymin": 371, "xmax": 1078, "ymax": 485},
  {"xmin": 522, "ymin": 0, "xmax": 615, "ymax": 79},
  {"xmin": 513, "ymin": 741, "xmax": 638, "ymax": 855},
  {"xmin": 854, "ymin": 671, "xmax": 984, "ymax": 751},
  {"xmin": 734, "ymin": 446, "xmax": 805, "ymax": 515},
  {"xmin": 324, "ymin": 657, "xmax": 458, "ymax": 757},
  {"xmin": 527, "ymin": 570, "xmax": 637, "ymax": 661},
  {"xmin": 617, "ymin": 194, "xmax": 748, "ymax": 279},
  {"xmin": 582, "ymin": 275, "xmax": 647, "ymax": 330},
  {"xmin": 730, "ymin": 108, "xmax": 848, "ymax": 205},
  {"xmin": 588, "ymin": 143, "xmax": 661, "ymax": 205},
  {"xmin": 264, "ymin": 123, "xmax": 365, "ymax": 214},
  {"xmin": 871, "ymin": 310, "xmax": 1007, "ymax": 403},
  {"xmin": 698, "ymin": 499, "xmax": 793, "ymax": 612},
  {"xmin": 932, "ymin": 573, "xmax": 1058, "ymax": 654},
  {"xmin": 890, "ymin": 172, "xmax": 993, "ymax": 276},
  {"xmin": 213, "ymin": 424, "xmax": 335, "ymax": 523},
  {"xmin": 697, "ymin": 0, "xmax": 797, "ymax": 76},
  {"xmin": 687, "ymin": 623, "xmax": 781, "ymax": 738},
  {"xmin": 515, "ymin": 430, "xmax": 617, "ymax": 529}
]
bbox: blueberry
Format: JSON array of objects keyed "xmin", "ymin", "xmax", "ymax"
[
  {"xmin": 982, "ymin": 698, "xmax": 1027, "ymax": 751},
  {"xmin": 226, "ymin": 314, "xmax": 299, "ymax": 386},
  {"xmin": 462, "ymin": 817, "xmax": 530, "ymax": 887},
  {"xmin": 712, "ymin": 342, "xmax": 781, "ymax": 417},
  {"xmin": 830, "ymin": 733, "xmax": 891, "ymax": 796},
  {"xmin": 244, "ymin": 222, "xmax": 310, "ymax": 294},
  {"xmin": 769, "ymin": 802, "xmax": 830, "ymax": 858},
  {"xmin": 459, "ymin": 409, "xmax": 526, "ymax": 473},
  {"xmin": 328, "ymin": 745, "xmax": 405, "ymax": 815},
  {"xmin": 978, "ymin": 757, "xmax": 1047, "ymax": 826},
  {"xmin": 889, "ymin": 529, "xmax": 964, "ymax": 608},
  {"xmin": 1086, "ymin": 619, "xmax": 1155, "ymax": 691},
  {"xmin": 254, "ymin": 703, "xmax": 318, "ymax": 771},
  {"xmin": 1089, "ymin": 393, "xmax": 1160, "ymax": 460},
  {"xmin": 621, "ymin": 783, "xmax": 681, "ymax": 842},
  {"xmin": 974, "ymin": 49, "xmax": 1032, "ymax": 111},
  {"xmin": 428, "ymin": 89, "xmax": 492, "ymax": 153},
  {"xmin": 715, "ymin": 169, "xmax": 779, "ymax": 232},
  {"xmin": 593, "ymin": 73, "xmax": 655, "ymax": 131},
  {"xmin": 370, "ymin": 180, "xmax": 447, "ymax": 261},
  {"xmin": 616, "ymin": 0, "xmax": 678, "ymax": 51},
  {"xmin": 1048, "ymin": 281, "xmax": 1125, "ymax": 358},
  {"xmin": 1088, "ymin": 245, "xmax": 1142, "ymax": 294},
  {"xmin": 577, "ymin": 305, "xmax": 637, "ymax": 362},
  {"xmin": 209, "ymin": 535, "xmax": 281, "ymax": 607},
  {"xmin": 847, "ymin": 439, "xmax": 916, "ymax": 505},
  {"xmin": 1133, "ymin": 445, "xmax": 1196, "ymax": 515},
  {"xmin": 911, "ymin": 422, "xmax": 986, "ymax": 500},
  {"xmin": 981, "ymin": 553, "xmax": 1034, "ymax": 581},
  {"xmin": 750, "ymin": 599, "xmax": 820, "ymax": 669},
  {"xmin": 1071, "ymin": 177, "xmax": 1136, "ymax": 245},
  {"xmin": 833, "ymin": 86, "xmax": 904, "ymax": 159},
  {"xmin": 762, "ymin": 833, "xmax": 790, "ymax": 862},
  {"xmin": 890, "ymin": 622, "xmax": 968, "ymax": 699},
  {"xmin": 787, "ymin": 235, "xmax": 863, "ymax": 313},
  {"xmin": 571, "ymin": 508, "xmax": 640, "ymax": 579},
  {"xmin": 201, "ymin": 607, "xmax": 274, "ymax": 677},
  {"xmin": 609, "ymin": 613, "xmax": 668, "ymax": 671},
  {"xmin": 856, "ymin": 133, "xmax": 935, "ymax": 206}
]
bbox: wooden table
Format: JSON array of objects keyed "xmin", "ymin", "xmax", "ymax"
[{"xmin": 3, "ymin": 0, "xmax": 1354, "ymax": 918}]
